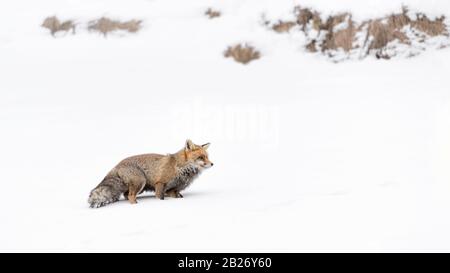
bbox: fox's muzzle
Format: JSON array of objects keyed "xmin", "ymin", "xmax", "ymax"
[{"xmin": 204, "ymin": 162, "xmax": 213, "ymax": 168}]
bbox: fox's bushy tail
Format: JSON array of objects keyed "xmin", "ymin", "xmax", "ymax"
[{"xmin": 88, "ymin": 176, "xmax": 127, "ymax": 208}]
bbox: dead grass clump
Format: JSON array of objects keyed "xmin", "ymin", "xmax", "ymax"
[
  {"xmin": 88, "ymin": 17, "xmax": 142, "ymax": 36},
  {"xmin": 387, "ymin": 7, "xmax": 411, "ymax": 29},
  {"xmin": 412, "ymin": 14, "xmax": 447, "ymax": 36},
  {"xmin": 269, "ymin": 5, "xmax": 449, "ymax": 60},
  {"xmin": 321, "ymin": 13, "xmax": 350, "ymax": 32},
  {"xmin": 272, "ymin": 21, "xmax": 296, "ymax": 33},
  {"xmin": 306, "ymin": 39, "xmax": 317, "ymax": 52},
  {"xmin": 321, "ymin": 14, "xmax": 356, "ymax": 52},
  {"xmin": 366, "ymin": 20, "xmax": 394, "ymax": 50},
  {"xmin": 333, "ymin": 21, "xmax": 357, "ymax": 52},
  {"xmin": 41, "ymin": 16, "xmax": 75, "ymax": 36},
  {"xmin": 365, "ymin": 16, "xmax": 412, "ymax": 52},
  {"xmin": 224, "ymin": 44, "xmax": 260, "ymax": 64},
  {"xmin": 362, "ymin": 10, "xmax": 446, "ymax": 53},
  {"xmin": 205, "ymin": 8, "xmax": 221, "ymax": 19},
  {"xmin": 295, "ymin": 7, "xmax": 322, "ymax": 31}
]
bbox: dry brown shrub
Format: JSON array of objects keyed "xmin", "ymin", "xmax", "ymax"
[
  {"xmin": 322, "ymin": 13, "xmax": 350, "ymax": 32},
  {"xmin": 88, "ymin": 17, "xmax": 142, "ymax": 36},
  {"xmin": 295, "ymin": 7, "xmax": 322, "ymax": 31},
  {"xmin": 306, "ymin": 39, "xmax": 317, "ymax": 52},
  {"xmin": 272, "ymin": 21, "xmax": 296, "ymax": 33},
  {"xmin": 224, "ymin": 44, "xmax": 260, "ymax": 64},
  {"xmin": 271, "ymin": 5, "xmax": 449, "ymax": 59},
  {"xmin": 296, "ymin": 7, "xmax": 313, "ymax": 29},
  {"xmin": 412, "ymin": 14, "xmax": 447, "ymax": 36},
  {"xmin": 41, "ymin": 16, "xmax": 75, "ymax": 36},
  {"xmin": 387, "ymin": 6, "xmax": 411, "ymax": 29},
  {"xmin": 365, "ymin": 16, "xmax": 412, "ymax": 52},
  {"xmin": 205, "ymin": 8, "xmax": 221, "ymax": 19},
  {"xmin": 333, "ymin": 22, "xmax": 357, "ymax": 52},
  {"xmin": 321, "ymin": 14, "xmax": 356, "ymax": 52},
  {"xmin": 363, "ymin": 9, "xmax": 445, "ymax": 52},
  {"xmin": 366, "ymin": 20, "xmax": 393, "ymax": 50}
]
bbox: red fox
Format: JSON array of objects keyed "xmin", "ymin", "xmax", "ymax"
[{"xmin": 88, "ymin": 140, "xmax": 213, "ymax": 208}]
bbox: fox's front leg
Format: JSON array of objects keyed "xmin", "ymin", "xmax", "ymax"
[
  {"xmin": 166, "ymin": 189, "xmax": 183, "ymax": 198},
  {"xmin": 154, "ymin": 183, "xmax": 165, "ymax": 200}
]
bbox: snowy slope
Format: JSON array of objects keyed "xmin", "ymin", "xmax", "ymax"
[{"xmin": 1, "ymin": 0, "xmax": 450, "ymax": 252}]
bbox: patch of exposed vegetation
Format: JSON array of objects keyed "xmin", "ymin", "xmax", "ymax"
[
  {"xmin": 205, "ymin": 8, "xmax": 221, "ymax": 19},
  {"xmin": 272, "ymin": 21, "xmax": 296, "ymax": 33},
  {"xmin": 412, "ymin": 14, "xmax": 447, "ymax": 36},
  {"xmin": 269, "ymin": 6, "xmax": 449, "ymax": 61},
  {"xmin": 224, "ymin": 44, "xmax": 261, "ymax": 64},
  {"xmin": 295, "ymin": 7, "xmax": 322, "ymax": 32},
  {"xmin": 41, "ymin": 16, "xmax": 76, "ymax": 36},
  {"xmin": 88, "ymin": 17, "xmax": 142, "ymax": 36}
]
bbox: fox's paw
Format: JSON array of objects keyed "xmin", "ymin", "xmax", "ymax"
[
  {"xmin": 128, "ymin": 194, "xmax": 138, "ymax": 204},
  {"xmin": 175, "ymin": 192, "xmax": 183, "ymax": 198},
  {"xmin": 166, "ymin": 190, "xmax": 183, "ymax": 198}
]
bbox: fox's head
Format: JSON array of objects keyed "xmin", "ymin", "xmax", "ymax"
[{"xmin": 184, "ymin": 139, "xmax": 213, "ymax": 169}]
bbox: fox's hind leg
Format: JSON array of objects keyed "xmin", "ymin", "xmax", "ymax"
[
  {"xmin": 123, "ymin": 177, "xmax": 146, "ymax": 204},
  {"xmin": 117, "ymin": 167, "xmax": 147, "ymax": 205},
  {"xmin": 127, "ymin": 182, "xmax": 145, "ymax": 204}
]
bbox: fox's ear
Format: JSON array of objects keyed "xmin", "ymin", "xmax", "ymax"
[
  {"xmin": 185, "ymin": 139, "xmax": 194, "ymax": 151},
  {"xmin": 201, "ymin": 143, "xmax": 210, "ymax": 150}
]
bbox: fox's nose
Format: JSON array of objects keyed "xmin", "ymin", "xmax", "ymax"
[{"xmin": 211, "ymin": 163, "xmax": 214, "ymax": 166}]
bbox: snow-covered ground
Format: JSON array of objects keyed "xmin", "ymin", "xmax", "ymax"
[{"xmin": 1, "ymin": 0, "xmax": 450, "ymax": 252}]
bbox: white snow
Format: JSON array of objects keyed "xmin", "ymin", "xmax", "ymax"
[{"xmin": 1, "ymin": 0, "xmax": 450, "ymax": 252}]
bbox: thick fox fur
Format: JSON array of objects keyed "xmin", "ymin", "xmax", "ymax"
[{"xmin": 88, "ymin": 140, "xmax": 213, "ymax": 208}]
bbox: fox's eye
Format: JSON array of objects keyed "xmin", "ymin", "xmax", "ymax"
[{"xmin": 198, "ymin": 156, "xmax": 205, "ymax": 161}]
